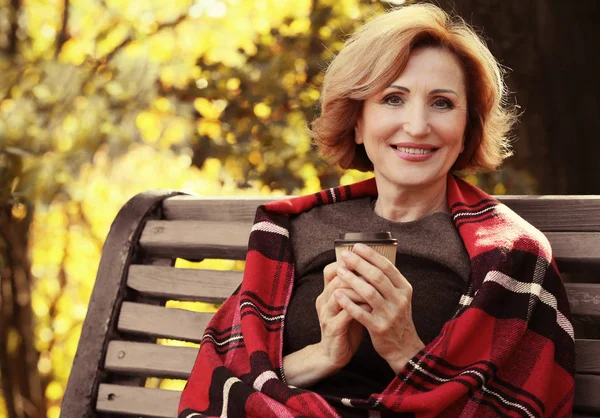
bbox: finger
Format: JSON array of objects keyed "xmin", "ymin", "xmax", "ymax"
[
  {"xmin": 336, "ymin": 265, "xmax": 386, "ymax": 307},
  {"xmin": 321, "ymin": 288, "xmax": 345, "ymax": 317},
  {"xmin": 321, "ymin": 276, "xmax": 349, "ymax": 302},
  {"xmin": 334, "ymin": 288, "xmax": 374, "ymax": 329},
  {"xmin": 323, "ymin": 262, "xmax": 338, "ymax": 286},
  {"xmin": 342, "ymin": 246, "xmax": 410, "ymax": 292}
]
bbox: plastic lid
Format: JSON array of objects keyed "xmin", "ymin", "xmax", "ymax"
[{"xmin": 334, "ymin": 231, "xmax": 397, "ymax": 245}]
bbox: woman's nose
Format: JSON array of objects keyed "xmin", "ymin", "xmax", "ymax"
[{"xmin": 402, "ymin": 104, "xmax": 431, "ymax": 137}]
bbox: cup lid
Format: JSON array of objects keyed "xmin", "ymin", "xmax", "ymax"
[{"xmin": 335, "ymin": 231, "xmax": 397, "ymax": 245}]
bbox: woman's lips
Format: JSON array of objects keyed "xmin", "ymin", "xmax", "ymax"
[{"xmin": 390, "ymin": 144, "xmax": 438, "ymax": 162}]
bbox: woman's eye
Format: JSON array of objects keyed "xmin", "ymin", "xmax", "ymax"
[
  {"xmin": 432, "ymin": 98, "xmax": 454, "ymax": 109},
  {"xmin": 383, "ymin": 94, "xmax": 404, "ymax": 106}
]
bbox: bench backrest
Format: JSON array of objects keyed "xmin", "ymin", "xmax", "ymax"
[{"xmin": 60, "ymin": 192, "xmax": 600, "ymax": 418}]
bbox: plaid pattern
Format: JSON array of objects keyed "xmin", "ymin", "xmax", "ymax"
[{"xmin": 179, "ymin": 175, "xmax": 574, "ymax": 418}]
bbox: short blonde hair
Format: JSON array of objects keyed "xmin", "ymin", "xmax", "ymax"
[{"xmin": 310, "ymin": 3, "xmax": 516, "ymax": 173}]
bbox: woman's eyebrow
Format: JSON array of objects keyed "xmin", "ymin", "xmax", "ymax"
[
  {"xmin": 388, "ymin": 85, "xmax": 459, "ymax": 97},
  {"xmin": 430, "ymin": 88, "xmax": 458, "ymax": 97},
  {"xmin": 388, "ymin": 84, "xmax": 410, "ymax": 93}
]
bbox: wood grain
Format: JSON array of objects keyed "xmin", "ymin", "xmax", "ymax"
[
  {"xmin": 104, "ymin": 341, "xmax": 198, "ymax": 379},
  {"xmin": 163, "ymin": 195, "xmax": 600, "ymax": 231},
  {"xmin": 103, "ymin": 339, "xmax": 598, "ymax": 380},
  {"xmin": 139, "ymin": 220, "xmax": 250, "ymax": 260},
  {"xmin": 575, "ymin": 339, "xmax": 600, "ymax": 374},
  {"xmin": 574, "ymin": 374, "xmax": 600, "ymax": 414},
  {"xmin": 138, "ymin": 220, "xmax": 600, "ymax": 264},
  {"xmin": 95, "ymin": 375, "xmax": 599, "ymax": 418},
  {"xmin": 567, "ymin": 283, "xmax": 600, "ymax": 317},
  {"xmin": 127, "ymin": 265, "xmax": 242, "ymax": 303},
  {"xmin": 96, "ymin": 384, "xmax": 179, "ymax": 417},
  {"xmin": 117, "ymin": 302, "xmax": 212, "ymax": 343}
]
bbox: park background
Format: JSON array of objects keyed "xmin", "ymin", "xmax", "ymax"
[{"xmin": 0, "ymin": 0, "xmax": 599, "ymax": 416}]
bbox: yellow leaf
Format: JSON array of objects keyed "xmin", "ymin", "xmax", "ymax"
[
  {"xmin": 493, "ymin": 182, "xmax": 507, "ymax": 195},
  {"xmin": 194, "ymin": 98, "xmax": 226, "ymax": 119},
  {"xmin": 464, "ymin": 174, "xmax": 479, "ymax": 186},
  {"xmin": 11, "ymin": 203, "xmax": 27, "ymax": 220},
  {"xmin": 253, "ymin": 102, "xmax": 271, "ymax": 119},
  {"xmin": 226, "ymin": 77, "xmax": 241, "ymax": 91},
  {"xmin": 136, "ymin": 111, "xmax": 162, "ymax": 144},
  {"xmin": 45, "ymin": 381, "xmax": 64, "ymax": 402},
  {"xmin": 248, "ymin": 151, "xmax": 262, "ymax": 165}
]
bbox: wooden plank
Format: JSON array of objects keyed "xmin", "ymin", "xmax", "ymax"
[
  {"xmin": 105, "ymin": 341, "xmax": 198, "ymax": 379},
  {"xmin": 576, "ymin": 339, "xmax": 600, "ymax": 374},
  {"xmin": 139, "ymin": 220, "xmax": 600, "ymax": 264},
  {"xmin": 127, "ymin": 265, "xmax": 242, "ymax": 303},
  {"xmin": 163, "ymin": 196, "xmax": 278, "ymax": 223},
  {"xmin": 126, "ymin": 266, "xmax": 600, "ymax": 319},
  {"xmin": 118, "ymin": 302, "xmax": 211, "ymax": 343},
  {"xmin": 61, "ymin": 190, "xmax": 185, "ymax": 418},
  {"xmin": 139, "ymin": 220, "xmax": 250, "ymax": 260},
  {"xmin": 545, "ymin": 232, "xmax": 600, "ymax": 265},
  {"xmin": 163, "ymin": 195, "xmax": 600, "ymax": 232},
  {"xmin": 566, "ymin": 283, "xmax": 600, "ymax": 317},
  {"xmin": 498, "ymin": 196, "xmax": 600, "ymax": 232},
  {"xmin": 104, "ymin": 339, "xmax": 598, "ymax": 380},
  {"xmin": 96, "ymin": 371, "xmax": 599, "ymax": 417},
  {"xmin": 96, "ymin": 384, "xmax": 179, "ymax": 417},
  {"xmin": 575, "ymin": 374, "xmax": 600, "ymax": 414}
]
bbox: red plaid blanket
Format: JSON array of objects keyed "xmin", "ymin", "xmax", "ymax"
[{"xmin": 179, "ymin": 175, "xmax": 574, "ymax": 417}]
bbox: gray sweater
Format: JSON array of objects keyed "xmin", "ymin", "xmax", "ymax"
[{"xmin": 283, "ymin": 197, "xmax": 470, "ymax": 402}]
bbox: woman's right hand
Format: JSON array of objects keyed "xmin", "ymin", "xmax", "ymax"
[
  {"xmin": 314, "ymin": 261, "xmax": 366, "ymax": 371},
  {"xmin": 282, "ymin": 261, "xmax": 366, "ymax": 388}
]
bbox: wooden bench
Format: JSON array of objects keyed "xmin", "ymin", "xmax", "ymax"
[{"xmin": 60, "ymin": 190, "xmax": 600, "ymax": 418}]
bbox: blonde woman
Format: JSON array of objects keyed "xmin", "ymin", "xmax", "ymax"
[{"xmin": 180, "ymin": 4, "xmax": 574, "ymax": 417}]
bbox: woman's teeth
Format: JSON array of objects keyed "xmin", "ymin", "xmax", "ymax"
[{"xmin": 392, "ymin": 146, "xmax": 435, "ymax": 155}]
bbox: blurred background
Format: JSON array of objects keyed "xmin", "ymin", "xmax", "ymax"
[{"xmin": 0, "ymin": 0, "xmax": 598, "ymax": 416}]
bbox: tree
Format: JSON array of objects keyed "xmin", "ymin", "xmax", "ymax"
[
  {"xmin": 0, "ymin": 0, "xmax": 386, "ymax": 415},
  {"xmin": 435, "ymin": 0, "xmax": 600, "ymax": 194}
]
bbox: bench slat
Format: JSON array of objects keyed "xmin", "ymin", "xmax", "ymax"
[
  {"xmin": 127, "ymin": 265, "xmax": 242, "ymax": 303},
  {"xmin": 575, "ymin": 374, "xmax": 600, "ymax": 414},
  {"xmin": 576, "ymin": 339, "xmax": 600, "ymax": 374},
  {"xmin": 118, "ymin": 302, "xmax": 211, "ymax": 343},
  {"xmin": 105, "ymin": 341, "xmax": 198, "ymax": 379},
  {"xmin": 97, "ymin": 384, "xmax": 179, "ymax": 417},
  {"xmin": 125, "ymin": 265, "xmax": 600, "ymax": 318},
  {"xmin": 567, "ymin": 283, "xmax": 600, "ymax": 317},
  {"xmin": 96, "ymin": 374, "xmax": 599, "ymax": 418},
  {"xmin": 104, "ymin": 339, "xmax": 599, "ymax": 380},
  {"xmin": 140, "ymin": 220, "xmax": 249, "ymax": 260},
  {"xmin": 139, "ymin": 220, "xmax": 600, "ymax": 265},
  {"xmin": 163, "ymin": 195, "xmax": 600, "ymax": 232},
  {"xmin": 163, "ymin": 196, "xmax": 275, "ymax": 223}
]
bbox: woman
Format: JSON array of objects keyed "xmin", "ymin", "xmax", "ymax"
[{"xmin": 179, "ymin": 4, "xmax": 574, "ymax": 417}]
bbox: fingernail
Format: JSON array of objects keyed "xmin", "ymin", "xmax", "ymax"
[
  {"xmin": 354, "ymin": 243, "xmax": 367, "ymax": 252},
  {"xmin": 341, "ymin": 250, "xmax": 352, "ymax": 259},
  {"xmin": 337, "ymin": 266, "xmax": 348, "ymax": 276}
]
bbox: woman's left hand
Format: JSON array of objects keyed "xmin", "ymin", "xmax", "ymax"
[{"xmin": 334, "ymin": 243, "xmax": 425, "ymax": 374}]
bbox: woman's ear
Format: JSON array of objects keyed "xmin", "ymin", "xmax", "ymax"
[{"xmin": 354, "ymin": 122, "xmax": 364, "ymax": 145}]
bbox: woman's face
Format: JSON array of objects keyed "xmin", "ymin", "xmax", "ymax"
[{"xmin": 355, "ymin": 47, "xmax": 468, "ymax": 195}]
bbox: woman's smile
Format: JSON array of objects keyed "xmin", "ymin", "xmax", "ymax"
[{"xmin": 390, "ymin": 143, "xmax": 439, "ymax": 161}]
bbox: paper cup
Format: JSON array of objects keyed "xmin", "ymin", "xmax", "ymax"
[{"xmin": 334, "ymin": 232, "xmax": 398, "ymax": 264}]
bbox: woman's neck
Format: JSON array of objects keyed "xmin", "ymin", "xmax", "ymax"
[{"xmin": 372, "ymin": 179, "xmax": 449, "ymax": 223}]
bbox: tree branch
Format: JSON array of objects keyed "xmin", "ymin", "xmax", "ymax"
[
  {"xmin": 8, "ymin": 0, "xmax": 21, "ymax": 56},
  {"xmin": 55, "ymin": 0, "xmax": 70, "ymax": 58},
  {"xmin": 101, "ymin": 12, "xmax": 189, "ymax": 63}
]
